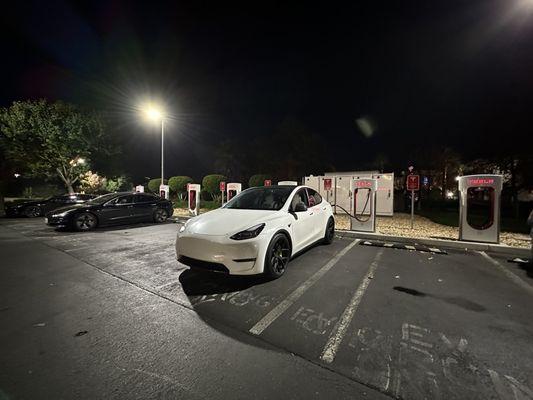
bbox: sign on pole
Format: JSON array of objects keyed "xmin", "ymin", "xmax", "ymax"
[
  {"xmin": 264, "ymin": 180, "xmax": 272, "ymax": 186},
  {"xmin": 323, "ymin": 178, "xmax": 332, "ymax": 191},
  {"xmin": 406, "ymin": 174, "xmax": 419, "ymax": 229},
  {"xmin": 407, "ymin": 175, "xmax": 420, "ymax": 191}
]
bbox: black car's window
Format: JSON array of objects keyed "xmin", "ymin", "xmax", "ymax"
[
  {"xmin": 88, "ymin": 193, "xmax": 121, "ymax": 205},
  {"xmin": 77, "ymin": 194, "xmax": 94, "ymax": 200},
  {"xmin": 115, "ymin": 195, "xmax": 134, "ymax": 204},
  {"xmin": 291, "ymin": 189, "xmax": 309, "ymax": 210},
  {"xmin": 306, "ymin": 188, "xmax": 322, "ymax": 206},
  {"xmin": 223, "ymin": 187, "xmax": 294, "ymax": 211},
  {"xmin": 49, "ymin": 196, "xmax": 66, "ymax": 203},
  {"xmin": 135, "ymin": 194, "xmax": 156, "ymax": 203}
]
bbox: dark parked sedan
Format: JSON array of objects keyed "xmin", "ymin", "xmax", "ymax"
[
  {"xmin": 5, "ymin": 194, "xmax": 96, "ymax": 218},
  {"xmin": 45, "ymin": 192, "xmax": 173, "ymax": 231}
]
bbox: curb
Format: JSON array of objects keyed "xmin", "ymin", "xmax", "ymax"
[{"xmin": 336, "ymin": 229, "xmax": 531, "ymax": 258}]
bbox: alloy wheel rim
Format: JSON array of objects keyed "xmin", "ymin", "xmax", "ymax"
[
  {"xmin": 271, "ymin": 238, "xmax": 290, "ymax": 274},
  {"xmin": 155, "ymin": 210, "xmax": 166, "ymax": 222},
  {"xmin": 27, "ymin": 207, "xmax": 40, "ymax": 217},
  {"xmin": 76, "ymin": 214, "xmax": 95, "ymax": 230}
]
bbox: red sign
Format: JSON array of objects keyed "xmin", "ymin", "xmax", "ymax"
[
  {"xmin": 468, "ymin": 178, "xmax": 494, "ymax": 186},
  {"xmin": 264, "ymin": 180, "xmax": 272, "ymax": 186},
  {"xmin": 323, "ymin": 178, "xmax": 332, "ymax": 191},
  {"xmin": 407, "ymin": 175, "xmax": 420, "ymax": 191},
  {"xmin": 219, "ymin": 181, "xmax": 226, "ymax": 192},
  {"xmin": 355, "ymin": 180, "xmax": 373, "ymax": 188}
]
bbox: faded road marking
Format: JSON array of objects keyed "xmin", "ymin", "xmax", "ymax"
[
  {"xmin": 320, "ymin": 248, "xmax": 384, "ymax": 363},
  {"xmin": 249, "ymin": 239, "xmax": 360, "ymax": 335},
  {"xmin": 479, "ymin": 251, "xmax": 533, "ymax": 296}
]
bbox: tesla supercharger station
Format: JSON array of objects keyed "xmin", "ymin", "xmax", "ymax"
[
  {"xmin": 349, "ymin": 178, "xmax": 377, "ymax": 232},
  {"xmin": 159, "ymin": 184, "xmax": 170, "ymax": 200},
  {"xmin": 227, "ymin": 183, "xmax": 242, "ymax": 201},
  {"xmin": 135, "ymin": 185, "xmax": 144, "ymax": 193},
  {"xmin": 458, "ymin": 175, "xmax": 503, "ymax": 243},
  {"xmin": 187, "ymin": 184, "xmax": 201, "ymax": 216}
]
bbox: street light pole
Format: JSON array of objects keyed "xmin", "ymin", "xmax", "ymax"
[{"xmin": 161, "ymin": 118, "xmax": 165, "ymax": 185}]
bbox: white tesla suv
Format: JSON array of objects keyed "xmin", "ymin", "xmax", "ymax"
[{"xmin": 176, "ymin": 185, "xmax": 335, "ymax": 279}]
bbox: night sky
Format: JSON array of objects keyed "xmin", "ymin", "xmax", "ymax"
[{"xmin": 2, "ymin": 0, "xmax": 533, "ymax": 182}]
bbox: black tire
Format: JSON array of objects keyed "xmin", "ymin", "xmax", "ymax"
[
  {"xmin": 23, "ymin": 206, "xmax": 41, "ymax": 218},
  {"xmin": 153, "ymin": 208, "xmax": 168, "ymax": 223},
  {"xmin": 323, "ymin": 217, "xmax": 335, "ymax": 244},
  {"xmin": 264, "ymin": 233, "xmax": 291, "ymax": 279},
  {"xmin": 73, "ymin": 213, "xmax": 98, "ymax": 231}
]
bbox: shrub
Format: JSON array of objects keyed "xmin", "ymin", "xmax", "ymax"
[
  {"xmin": 248, "ymin": 174, "xmax": 272, "ymax": 187},
  {"xmin": 147, "ymin": 178, "xmax": 168, "ymax": 193},
  {"xmin": 168, "ymin": 176, "xmax": 193, "ymax": 199},
  {"xmin": 202, "ymin": 174, "xmax": 227, "ymax": 197}
]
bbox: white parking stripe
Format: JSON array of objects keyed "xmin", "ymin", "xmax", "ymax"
[
  {"xmin": 249, "ymin": 239, "xmax": 360, "ymax": 336},
  {"xmin": 405, "ymin": 245, "xmax": 416, "ymax": 250},
  {"xmin": 320, "ymin": 248, "xmax": 384, "ymax": 363},
  {"xmin": 384, "ymin": 243, "xmax": 394, "ymax": 248},
  {"xmin": 478, "ymin": 251, "xmax": 533, "ymax": 296}
]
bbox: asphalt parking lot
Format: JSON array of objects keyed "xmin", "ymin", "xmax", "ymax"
[{"xmin": 1, "ymin": 217, "xmax": 532, "ymax": 400}]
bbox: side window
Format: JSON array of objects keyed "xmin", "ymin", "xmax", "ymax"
[
  {"xmin": 116, "ymin": 195, "xmax": 134, "ymax": 204},
  {"xmin": 291, "ymin": 189, "xmax": 309, "ymax": 210},
  {"xmin": 306, "ymin": 188, "xmax": 322, "ymax": 207},
  {"xmin": 135, "ymin": 194, "xmax": 156, "ymax": 203}
]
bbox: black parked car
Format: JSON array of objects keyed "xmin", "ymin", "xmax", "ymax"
[
  {"xmin": 5, "ymin": 194, "xmax": 97, "ymax": 218},
  {"xmin": 45, "ymin": 192, "xmax": 173, "ymax": 231}
]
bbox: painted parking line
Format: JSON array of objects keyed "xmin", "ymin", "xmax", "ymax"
[
  {"xmin": 478, "ymin": 251, "xmax": 533, "ymax": 296},
  {"xmin": 249, "ymin": 239, "xmax": 360, "ymax": 336},
  {"xmin": 320, "ymin": 248, "xmax": 384, "ymax": 363}
]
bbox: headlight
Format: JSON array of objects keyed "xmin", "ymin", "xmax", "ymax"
[
  {"xmin": 52, "ymin": 211, "xmax": 69, "ymax": 218},
  {"xmin": 179, "ymin": 224, "xmax": 186, "ymax": 233},
  {"xmin": 230, "ymin": 223, "xmax": 265, "ymax": 240}
]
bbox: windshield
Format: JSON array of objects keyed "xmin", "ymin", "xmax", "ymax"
[
  {"xmin": 87, "ymin": 193, "xmax": 119, "ymax": 205},
  {"xmin": 223, "ymin": 186, "xmax": 294, "ymax": 211}
]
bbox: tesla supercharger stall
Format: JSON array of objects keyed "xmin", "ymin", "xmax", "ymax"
[
  {"xmin": 349, "ymin": 178, "xmax": 377, "ymax": 232},
  {"xmin": 458, "ymin": 175, "xmax": 503, "ymax": 243},
  {"xmin": 159, "ymin": 184, "xmax": 170, "ymax": 200},
  {"xmin": 226, "ymin": 183, "xmax": 242, "ymax": 201},
  {"xmin": 187, "ymin": 184, "xmax": 201, "ymax": 216}
]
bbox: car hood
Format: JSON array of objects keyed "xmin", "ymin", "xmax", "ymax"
[
  {"xmin": 46, "ymin": 204, "xmax": 95, "ymax": 215},
  {"xmin": 185, "ymin": 208, "xmax": 281, "ymax": 236}
]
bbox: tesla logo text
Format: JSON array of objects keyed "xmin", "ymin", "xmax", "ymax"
[{"xmin": 468, "ymin": 178, "xmax": 494, "ymax": 186}]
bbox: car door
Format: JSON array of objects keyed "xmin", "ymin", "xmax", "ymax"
[
  {"xmin": 290, "ymin": 188, "xmax": 316, "ymax": 252},
  {"xmin": 306, "ymin": 188, "xmax": 327, "ymax": 240},
  {"xmin": 133, "ymin": 194, "xmax": 158, "ymax": 221},
  {"xmin": 99, "ymin": 195, "xmax": 136, "ymax": 224}
]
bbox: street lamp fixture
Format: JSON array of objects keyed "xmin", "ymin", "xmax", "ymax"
[{"xmin": 140, "ymin": 104, "xmax": 166, "ymax": 195}]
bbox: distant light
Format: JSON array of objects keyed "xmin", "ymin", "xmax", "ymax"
[
  {"xmin": 14, "ymin": 173, "xmax": 21, "ymax": 178},
  {"xmin": 446, "ymin": 190, "xmax": 454, "ymax": 199},
  {"xmin": 356, "ymin": 117, "xmax": 376, "ymax": 138},
  {"xmin": 77, "ymin": 158, "xmax": 85, "ymax": 165},
  {"xmin": 455, "ymin": 176, "xmax": 461, "ymax": 181}
]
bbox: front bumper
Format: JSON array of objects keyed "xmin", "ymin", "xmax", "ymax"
[
  {"xmin": 176, "ymin": 233, "xmax": 267, "ymax": 275},
  {"xmin": 45, "ymin": 215, "xmax": 69, "ymax": 227}
]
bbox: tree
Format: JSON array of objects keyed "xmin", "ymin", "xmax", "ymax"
[
  {"xmin": 78, "ymin": 171, "xmax": 107, "ymax": 194},
  {"xmin": 0, "ymin": 99, "xmax": 112, "ymax": 193},
  {"xmin": 105, "ymin": 176, "xmax": 131, "ymax": 193},
  {"xmin": 248, "ymin": 174, "xmax": 271, "ymax": 187},
  {"xmin": 168, "ymin": 176, "xmax": 193, "ymax": 199},
  {"xmin": 202, "ymin": 174, "xmax": 226, "ymax": 200},
  {"xmin": 147, "ymin": 178, "xmax": 168, "ymax": 193}
]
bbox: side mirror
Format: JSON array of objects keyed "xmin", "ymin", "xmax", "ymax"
[{"xmin": 294, "ymin": 202, "xmax": 307, "ymax": 212}]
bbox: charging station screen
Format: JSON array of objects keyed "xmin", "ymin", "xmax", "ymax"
[
  {"xmin": 466, "ymin": 187, "xmax": 494, "ymax": 230},
  {"xmin": 189, "ymin": 190, "xmax": 196, "ymax": 210}
]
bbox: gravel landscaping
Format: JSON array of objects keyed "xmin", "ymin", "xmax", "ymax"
[{"xmin": 335, "ymin": 212, "xmax": 531, "ymax": 249}]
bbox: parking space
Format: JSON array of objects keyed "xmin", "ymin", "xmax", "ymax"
[{"xmin": 1, "ymin": 217, "xmax": 532, "ymax": 400}]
